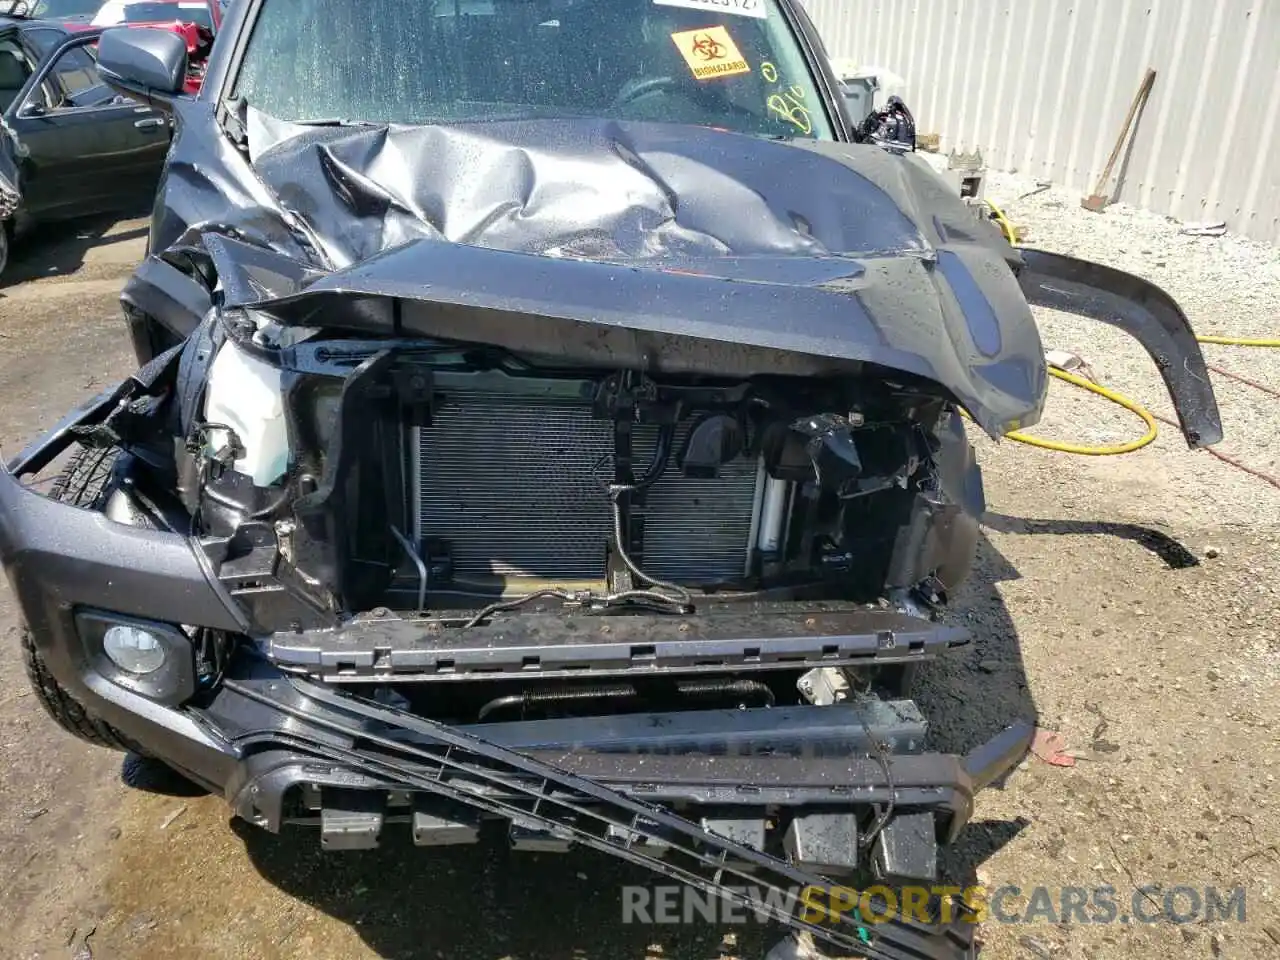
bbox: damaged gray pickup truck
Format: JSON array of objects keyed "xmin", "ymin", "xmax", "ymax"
[{"xmin": 0, "ymin": 1, "xmax": 1222, "ymax": 956}]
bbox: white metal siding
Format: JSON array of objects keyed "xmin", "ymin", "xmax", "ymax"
[{"xmin": 801, "ymin": 0, "xmax": 1280, "ymax": 243}]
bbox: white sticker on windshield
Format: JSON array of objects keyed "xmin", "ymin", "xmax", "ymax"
[{"xmin": 653, "ymin": 0, "xmax": 767, "ymax": 20}]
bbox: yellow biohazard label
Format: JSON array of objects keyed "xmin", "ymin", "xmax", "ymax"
[{"xmin": 670, "ymin": 26, "xmax": 750, "ymax": 81}]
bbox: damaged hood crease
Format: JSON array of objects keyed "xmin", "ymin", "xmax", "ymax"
[{"xmin": 162, "ymin": 104, "xmax": 1050, "ymax": 436}]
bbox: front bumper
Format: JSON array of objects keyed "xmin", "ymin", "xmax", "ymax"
[
  {"xmin": 0, "ymin": 421, "xmax": 1029, "ymax": 822},
  {"xmin": 1, "ymin": 397, "xmax": 1031, "ymax": 960},
  {"xmin": 207, "ymin": 669, "xmax": 1032, "ymax": 845}
]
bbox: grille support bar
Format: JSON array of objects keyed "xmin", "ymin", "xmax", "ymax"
[{"xmin": 610, "ymin": 414, "xmax": 636, "ymax": 593}]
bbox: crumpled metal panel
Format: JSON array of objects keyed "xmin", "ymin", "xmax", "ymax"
[
  {"xmin": 244, "ymin": 109, "xmax": 931, "ymax": 265},
  {"xmin": 145, "ymin": 99, "xmax": 1050, "ymax": 437}
]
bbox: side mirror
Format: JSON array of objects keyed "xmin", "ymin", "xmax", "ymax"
[
  {"xmin": 19, "ymin": 102, "xmax": 45, "ymax": 118},
  {"xmin": 96, "ymin": 27, "xmax": 189, "ymax": 111}
]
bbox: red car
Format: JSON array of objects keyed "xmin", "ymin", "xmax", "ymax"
[{"xmin": 87, "ymin": 0, "xmax": 219, "ymax": 93}]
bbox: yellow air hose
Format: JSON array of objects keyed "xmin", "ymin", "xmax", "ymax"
[
  {"xmin": 1194, "ymin": 335, "xmax": 1280, "ymax": 348},
  {"xmin": 1004, "ymin": 366, "xmax": 1159, "ymax": 455},
  {"xmin": 972, "ymin": 199, "xmax": 1277, "ymax": 456},
  {"xmin": 959, "ymin": 365, "xmax": 1159, "ymax": 456}
]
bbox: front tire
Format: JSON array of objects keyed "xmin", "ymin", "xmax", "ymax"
[{"xmin": 20, "ymin": 446, "xmax": 144, "ymax": 752}]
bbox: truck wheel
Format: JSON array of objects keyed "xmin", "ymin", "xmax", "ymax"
[{"xmin": 20, "ymin": 446, "xmax": 144, "ymax": 753}]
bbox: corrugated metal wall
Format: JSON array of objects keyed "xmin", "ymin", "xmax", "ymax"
[{"xmin": 800, "ymin": 0, "xmax": 1280, "ymax": 243}]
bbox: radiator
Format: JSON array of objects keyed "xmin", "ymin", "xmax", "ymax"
[{"xmin": 413, "ymin": 390, "xmax": 762, "ymax": 584}]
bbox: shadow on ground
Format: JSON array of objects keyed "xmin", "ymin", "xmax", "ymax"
[
  {"xmin": 924, "ymin": 516, "xmax": 1200, "ymax": 890},
  {"xmin": 918, "ymin": 533, "xmax": 1037, "ymax": 892},
  {"xmin": 238, "ymin": 821, "xmax": 780, "ymax": 959},
  {"xmin": 1, "ymin": 213, "xmax": 149, "ymax": 289},
  {"xmin": 982, "ymin": 511, "xmax": 1200, "ymax": 570}
]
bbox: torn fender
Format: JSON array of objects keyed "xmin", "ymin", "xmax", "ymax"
[{"xmin": 1016, "ymin": 248, "xmax": 1222, "ymax": 449}]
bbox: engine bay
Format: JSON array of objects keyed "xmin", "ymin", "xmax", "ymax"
[{"xmin": 180, "ymin": 331, "xmax": 983, "ymax": 642}]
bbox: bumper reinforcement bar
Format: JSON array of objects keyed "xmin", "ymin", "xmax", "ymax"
[{"xmin": 264, "ymin": 608, "xmax": 968, "ymax": 682}]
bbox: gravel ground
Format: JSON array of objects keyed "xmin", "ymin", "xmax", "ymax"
[
  {"xmin": 981, "ymin": 169, "xmax": 1280, "ymax": 528},
  {"xmin": 0, "ymin": 185, "xmax": 1277, "ymax": 960}
]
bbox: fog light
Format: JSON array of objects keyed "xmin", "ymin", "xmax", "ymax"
[
  {"xmin": 76, "ymin": 611, "xmax": 197, "ymax": 705},
  {"xmin": 102, "ymin": 624, "xmax": 167, "ymax": 675}
]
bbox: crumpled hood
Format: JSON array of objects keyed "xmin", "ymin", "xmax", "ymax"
[
  {"xmin": 157, "ymin": 110, "xmax": 1048, "ymax": 436},
  {"xmin": 244, "ymin": 111, "xmax": 936, "ymax": 267}
]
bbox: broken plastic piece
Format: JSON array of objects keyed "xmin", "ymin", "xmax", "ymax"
[
  {"xmin": 1029, "ymin": 728, "xmax": 1076, "ymax": 768},
  {"xmin": 790, "ymin": 413, "xmax": 863, "ymax": 497},
  {"xmin": 1179, "ymin": 220, "xmax": 1227, "ymax": 237},
  {"xmin": 1044, "ymin": 348, "xmax": 1097, "ymax": 384}
]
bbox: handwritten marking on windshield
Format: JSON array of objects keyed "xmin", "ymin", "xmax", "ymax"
[{"xmin": 760, "ymin": 61, "xmax": 812, "ymax": 134}]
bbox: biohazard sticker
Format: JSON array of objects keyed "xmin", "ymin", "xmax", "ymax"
[
  {"xmin": 671, "ymin": 26, "xmax": 751, "ymax": 81},
  {"xmin": 654, "ymin": 0, "xmax": 767, "ymax": 18}
]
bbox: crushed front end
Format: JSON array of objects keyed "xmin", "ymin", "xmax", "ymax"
[
  {"xmin": 172, "ymin": 281, "xmax": 1020, "ymax": 857},
  {"xmin": 0, "ymin": 115, "xmax": 1225, "ymax": 956},
  {"xmin": 1, "ymin": 268, "xmax": 1039, "ymax": 958}
]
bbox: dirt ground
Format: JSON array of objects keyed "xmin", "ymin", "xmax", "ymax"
[{"xmin": 0, "ymin": 192, "xmax": 1277, "ymax": 960}]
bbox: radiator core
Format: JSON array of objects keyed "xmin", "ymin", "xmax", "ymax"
[{"xmin": 413, "ymin": 390, "xmax": 761, "ymax": 584}]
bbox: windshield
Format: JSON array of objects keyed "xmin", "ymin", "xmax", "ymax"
[
  {"xmin": 234, "ymin": 0, "xmax": 834, "ymax": 140},
  {"xmin": 93, "ymin": 0, "xmax": 212, "ymax": 28},
  {"xmin": 30, "ymin": 0, "xmax": 105, "ymax": 16}
]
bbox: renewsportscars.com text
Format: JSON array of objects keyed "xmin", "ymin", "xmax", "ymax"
[{"xmin": 621, "ymin": 884, "xmax": 1247, "ymax": 926}]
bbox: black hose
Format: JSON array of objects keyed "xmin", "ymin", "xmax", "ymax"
[
  {"xmin": 478, "ymin": 683, "xmax": 638, "ymax": 721},
  {"xmin": 463, "ymin": 589, "xmax": 582, "ymax": 629},
  {"xmin": 596, "ymin": 423, "xmax": 691, "ymax": 606},
  {"xmin": 634, "ymin": 424, "xmax": 674, "ymax": 489},
  {"xmin": 856, "ymin": 700, "xmax": 896, "ymax": 851}
]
